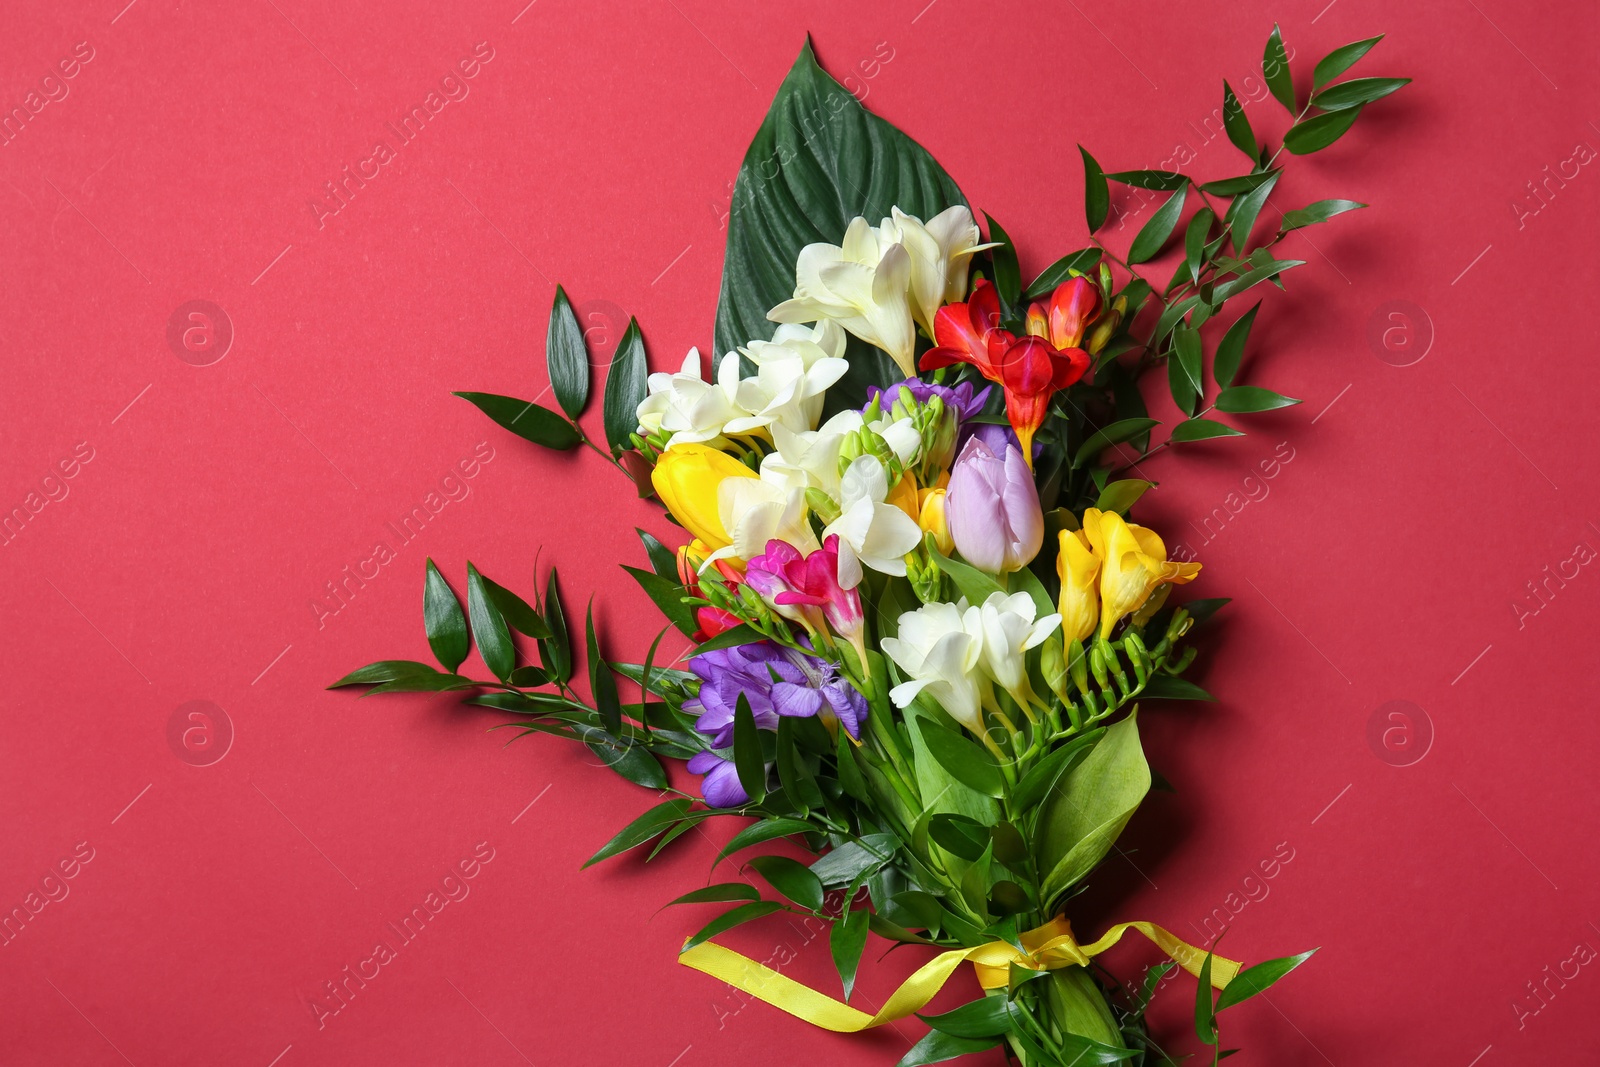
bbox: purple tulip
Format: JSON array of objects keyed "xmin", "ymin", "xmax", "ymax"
[{"xmin": 945, "ymin": 435, "xmax": 1043, "ymax": 574}]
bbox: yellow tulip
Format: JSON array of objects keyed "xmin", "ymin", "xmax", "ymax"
[
  {"xmin": 1083, "ymin": 508, "xmax": 1202, "ymax": 639},
  {"xmin": 1055, "ymin": 527, "xmax": 1100, "ymax": 643},
  {"xmin": 650, "ymin": 443, "xmax": 757, "ymax": 550}
]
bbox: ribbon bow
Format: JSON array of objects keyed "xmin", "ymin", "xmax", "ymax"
[{"xmin": 679, "ymin": 915, "xmax": 1240, "ymax": 1034}]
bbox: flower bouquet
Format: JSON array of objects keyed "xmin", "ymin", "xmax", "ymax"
[{"xmin": 334, "ymin": 28, "xmax": 1406, "ymax": 1065}]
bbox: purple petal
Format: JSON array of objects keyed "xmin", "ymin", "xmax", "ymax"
[
  {"xmin": 701, "ymin": 759, "xmax": 749, "ymax": 808},
  {"xmin": 771, "ymin": 682, "xmax": 825, "ymax": 718}
]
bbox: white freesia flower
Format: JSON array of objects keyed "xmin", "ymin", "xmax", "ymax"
[
  {"xmin": 760, "ymin": 407, "xmax": 920, "ymax": 504},
  {"xmin": 881, "ymin": 206, "xmax": 996, "ymax": 336},
  {"xmin": 703, "ymin": 478, "xmax": 819, "ymax": 570},
  {"xmin": 635, "ymin": 348, "xmax": 747, "ymax": 447},
  {"xmin": 823, "ymin": 455, "xmax": 922, "ymax": 584},
  {"xmin": 976, "ymin": 591, "xmax": 1061, "ymax": 706},
  {"xmin": 767, "ymin": 217, "xmax": 917, "ymax": 377},
  {"xmin": 723, "ymin": 322, "xmax": 849, "ymax": 437},
  {"xmin": 881, "ymin": 599, "xmax": 989, "ymax": 732}
]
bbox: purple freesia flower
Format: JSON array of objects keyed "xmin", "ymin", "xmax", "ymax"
[
  {"xmin": 686, "ymin": 751, "xmax": 747, "ymax": 808},
  {"xmin": 683, "ymin": 639, "xmax": 868, "ymax": 807}
]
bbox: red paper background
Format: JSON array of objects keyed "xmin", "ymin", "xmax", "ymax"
[{"xmin": 3, "ymin": 0, "xmax": 1597, "ymax": 1063}]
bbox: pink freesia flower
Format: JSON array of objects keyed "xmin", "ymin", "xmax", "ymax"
[{"xmin": 746, "ymin": 536, "xmax": 870, "ymax": 672}]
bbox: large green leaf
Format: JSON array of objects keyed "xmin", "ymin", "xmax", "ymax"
[
  {"xmin": 452, "ymin": 392, "xmax": 581, "ymax": 450},
  {"xmin": 714, "ymin": 40, "xmax": 966, "ymax": 401},
  {"xmin": 1037, "ymin": 712, "xmax": 1150, "ymax": 903},
  {"xmin": 465, "ymin": 562, "xmax": 515, "ymax": 682}
]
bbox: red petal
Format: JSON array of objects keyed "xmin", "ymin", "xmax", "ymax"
[
  {"xmin": 997, "ymin": 336, "xmax": 1059, "ymax": 395},
  {"xmin": 1048, "ymin": 277, "xmax": 1101, "ymax": 350},
  {"xmin": 1051, "ymin": 346, "xmax": 1091, "ymax": 389}
]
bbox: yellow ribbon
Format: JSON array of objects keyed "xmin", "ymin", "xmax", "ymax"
[{"xmin": 679, "ymin": 915, "xmax": 1240, "ymax": 1034}]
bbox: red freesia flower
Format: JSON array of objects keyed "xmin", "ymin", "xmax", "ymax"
[{"xmin": 921, "ymin": 278, "xmax": 1099, "ymax": 465}]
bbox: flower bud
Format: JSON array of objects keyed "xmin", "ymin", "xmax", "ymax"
[
  {"xmin": 917, "ymin": 486, "xmax": 953, "ymax": 556},
  {"xmin": 945, "ymin": 436, "xmax": 1043, "ymax": 574}
]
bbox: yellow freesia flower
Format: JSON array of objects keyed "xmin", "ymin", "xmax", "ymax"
[
  {"xmin": 1056, "ymin": 527, "xmax": 1100, "ymax": 643},
  {"xmin": 1082, "ymin": 507, "xmax": 1202, "ymax": 639},
  {"xmin": 917, "ymin": 486, "xmax": 953, "ymax": 556},
  {"xmin": 650, "ymin": 443, "xmax": 757, "ymax": 550}
]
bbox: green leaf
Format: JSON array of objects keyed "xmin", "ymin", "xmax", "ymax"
[
  {"xmin": 664, "ymin": 883, "xmax": 761, "ymax": 908},
  {"xmin": 539, "ymin": 569, "xmax": 572, "ymax": 685},
  {"xmin": 1196, "ymin": 949, "xmax": 1218, "ymax": 1044},
  {"xmin": 1079, "ymin": 146, "xmax": 1110, "ymax": 232},
  {"xmin": 364, "ymin": 672, "xmax": 475, "ymax": 695},
  {"xmin": 1183, "ymin": 206, "xmax": 1215, "ymax": 286},
  {"xmin": 1170, "ymin": 418, "xmax": 1245, "ymax": 443},
  {"xmin": 1314, "ymin": 34, "xmax": 1384, "ymax": 88},
  {"xmin": 683, "ymin": 901, "xmax": 785, "ymax": 952},
  {"xmin": 1200, "ymin": 170, "xmax": 1279, "ymax": 197},
  {"xmin": 329, "ymin": 660, "xmax": 442, "ymax": 688},
  {"xmin": 1152, "ymin": 295, "xmax": 1201, "ymax": 345},
  {"xmin": 1184, "ymin": 597, "xmax": 1231, "ymax": 624},
  {"xmin": 603, "ymin": 317, "xmax": 647, "ymax": 455},
  {"xmin": 422, "ymin": 560, "xmax": 468, "ymax": 673},
  {"xmin": 584, "ymin": 601, "xmax": 623, "ymax": 735},
  {"xmin": 1141, "ymin": 674, "xmax": 1216, "ymax": 701},
  {"xmin": 984, "ymin": 213, "xmax": 1021, "ymax": 310},
  {"xmin": 714, "ymin": 40, "xmax": 965, "ymax": 409},
  {"xmin": 1263, "ymin": 24, "xmax": 1295, "ymax": 111},
  {"xmin": 1073, "ymin": 418, "xmax": 1160, "ymax": 468},
  {"xmin": 713, "ymin": 818, "xmax": 815, "ymax": 867},
  {"xmin": 582, "ymin": 797, "xmax": 692, "ymax": 867},
  {"xmin": 1011, "ymin": 729, "xmax": 1104, "ymax": 811},
  {"xmin": 1026, "ymin": 247, "xmax": 1102, "ymax": 300},
  {"xmin": 483, "ymin": 577, "xmax": 549, "ymax": 638},
  {"xmin": 1215, "ymin": 949, "xmax": 1318, "ymax": 1011},
  {"xmin": 1105, "ymin": 169, "xmax": 1187, "ymax": 191},
  {"xmin": 1094, "ymin": 479, "xmax": 1153, "ymax": 515},
  {"xmin": 1283, "ymin": 106, "xmax": 1364, "ymax": 155},
  {"xmin": 810, "ymin": 834, "xmax": 895, "ymax": 887},
  {"xmin": 920, "ymin": 996, "xmax": 1014, "ymax": 1038},
  {"xmin": 622, "ymin": 565, "xmax": 697, "ymax": 637},
  {"xmin": 585, "ymin": 733, "xmax": 667, "ymax": 789},
  {"xmin": 928, "ymin": 814, "xmax": 991, "ymax": 862},
  {"xmin": 1129, "ymin": 187, "xmax": 1187, "ymax": 264},
  {"xmin": 1213, "ymin": 302, "xmax": 1259, "ymax": 388},
  {"xmin": 1170, "ymin": 326, "xmax": 1203, "ymax": 416},
  {"xmin": 915, "ymin": 717, "xmax": 1003, "ymax": 798},
  {"xmin": 637, "ymin": 528, "xmax": 678, "ymax": 578},
  {"xmin": 830, "ymin": 907, "xmax": 870, "ymax": 1000},
  {"xmin": 1312, "ymin": 76, "xmax": 1410, "ymax": 111},
  {"xmin": 466, "ymin": 562, "xmax": 515, "ymax": 682},
  {"xmin": 508, "ymin": 665, "xmax": 548, "ymax": 687},
  {"xmin": 452, "ymin": 392, "xmax": 580, "ymax": 450},
  {"xmin": 732, "ymin": 696, "xmax": 767, "ymax": 804},
  {"xmin": 896, "ymin": 1030, "xmax": 1002, "ymax": 1067},
  {"xmin": 1229, "ymin": 172, "xmax": 1279, "ymax": 253},
  {"xmin": 747, "ymin": 855, "xmax": 823, "ymax": 912},
  {"xmin": 1216, "ymin": 386, "xmax": 1301, "ymax": 413},
  {"xmin": 1211, "ymin": 258, "xmax": 1303, "ymax": 302},
  {"xmin": 546, "ymin": 284, "xmax": 589, "ymax": 420},
  {"xmin": 1221, "ymin": 81, "xmax": 1258, "ymax": 163},
  {"xmin": 1038, "ymin": 712, "xmax": 1150, "ymax": 903},
  {"xmin": 1280, "ymin": 199, "xmax": 1366, "ymax": 232}
]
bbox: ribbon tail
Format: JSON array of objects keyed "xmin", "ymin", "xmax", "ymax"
[
  {"xmin": 679, "ymin": 940, "xmax": 972, "ymax": 1033},
  {"xmin": 1080, "ymin": 921, "xmax": 1241, "ymax": 989}
]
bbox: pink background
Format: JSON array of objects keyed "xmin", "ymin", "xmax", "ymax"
[{"xmin": 3, "ymin": 0, "xmax": 1597, "ymax": 1063}]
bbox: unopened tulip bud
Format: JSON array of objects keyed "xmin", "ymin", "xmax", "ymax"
[{"xmin": 945, "ymin": 436, "xmax": 1043, "ymax": 574}]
